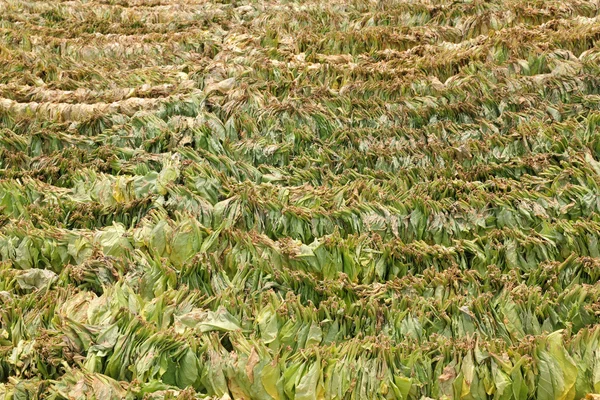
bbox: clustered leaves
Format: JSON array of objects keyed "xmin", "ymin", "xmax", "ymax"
[{"xmin": 2, "ymin": 0, "xmax": 600, "ymax": 398}]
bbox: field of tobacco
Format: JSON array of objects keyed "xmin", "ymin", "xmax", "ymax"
[{"xmin": 2, "ymin": 0, "xmax": 600, "ymax": 398}]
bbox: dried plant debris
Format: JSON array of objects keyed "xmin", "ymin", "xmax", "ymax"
[{"xmin": 2, "ymin": 0, "xmax": 600, "ymax": 398}]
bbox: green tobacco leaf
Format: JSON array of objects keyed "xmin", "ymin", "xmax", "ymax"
[
  {"xmin": 295, "ymin": 360, "xmax": 320, "ymax": 400},
  {"xmin": 95, "ymin": 223, "xmax": 132, "ymax": 258},
  {"xmin": 16, "ymin": 268, "xmax": 57, "ymax": 290},
  {"xmin": 169, "ymin": 220, "xmax": 201, "ymax": 267},
  {"xmin": 176, "ymin": 349, "xmax": 199, "ymax": 389},
  {"xmin": 547, "ymin": 331, "xmax": 577, "ymax": 400},
  {"xmin": 176, "ymin": 307, "xmax": 241, "ymax": 333},
  {"xmin": 257, "ymin": 308, "xmax": 278, "ymax": 344},
  {"xmin": 261, "ymin": 360, "xmax": 282, "ymax": 400},
  {"xmin": 537, "ymin": 353, "xmax": 557, "ymax": 400}
]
